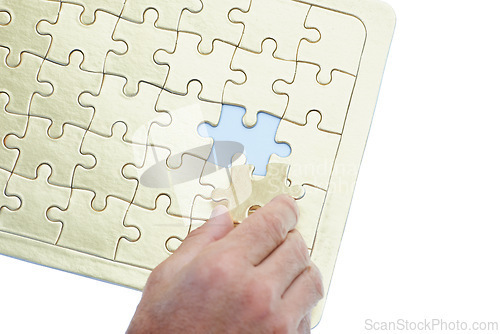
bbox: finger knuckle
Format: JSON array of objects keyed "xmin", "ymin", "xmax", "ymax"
[
  {"xmin": 276, "ymin": 195, "xmax": 299, "ymax": 219},
  {"xmin": 309, "ymin": 264, "xmax": 324, "ymax": 299},
  {"xmin": 299, "ymin": 315, "xmax": 312, "ymax": 334},
  {"xmin": 290, "ymin": 231, "xmax": 310, "ymax": 265},
  {"xmin": 261, "ymin": 212, "xmax": 288, "ymax": 245}
]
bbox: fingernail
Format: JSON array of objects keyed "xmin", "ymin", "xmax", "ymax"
[{"xmin": 210, "ymin": 205, "xmax": 228, "ymax": 219}]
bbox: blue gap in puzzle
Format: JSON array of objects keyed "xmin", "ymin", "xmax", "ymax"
[{"xmin": 197, "ymin": 104, "xmax": 291, "ymax": 176}]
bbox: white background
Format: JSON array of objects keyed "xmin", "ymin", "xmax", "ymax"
[{"xmin": 1, "ymin": 0, "xmax": 500, "ymax": 333}]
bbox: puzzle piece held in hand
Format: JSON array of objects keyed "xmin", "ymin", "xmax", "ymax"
[
  {"xmin": 116, "ymin": 195, "xmax": 190, "ymax": 270},
  {"xmin": 48, "ymin": 188, "xmax": 139, "ymax": 260},
  {"xmin": 192, "ymin": 154, "xmax": 247, "ymax": 220},
  {"xmin": 212, "ymin": 163, "xmax": 304, "ymax": 222},
  {"xmin": 1, "ymin": 165, "xmax": 70, "ymax": 244}
]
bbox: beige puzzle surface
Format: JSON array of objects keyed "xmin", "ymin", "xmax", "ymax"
[{"xmin": 0, "ymin": 0, "xmax": 395, "ymax": 327}]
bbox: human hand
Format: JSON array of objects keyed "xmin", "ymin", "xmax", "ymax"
[{"xmin": 127, "ymin": 195, "xmax": 324, "ymax": 334}]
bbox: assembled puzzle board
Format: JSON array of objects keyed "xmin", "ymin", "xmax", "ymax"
[{"xmin": 0, "ymin": 0, "xmax": 395, "ymax": 326}]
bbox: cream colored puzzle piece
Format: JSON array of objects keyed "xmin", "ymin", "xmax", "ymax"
[
  {"xmin": 166, "ymin": 235, "xmax": 185, "ymax": 253},
  {"xmin": 123, "ymin": 146, "xmax": 212, "ymax": 216},
  {"xmin": 30, "ymin": 52, "xmax": 103, "ymax": 138},
  {"xmin": 223, "ymin": 39, "xmax": 295, "ymax": 127},
  {"xmin": 211, "ymin": 164, "xmax": 255, "ymax": 219},
  {"xmin": 0, "ymin": 12, "xmax": 10, "ymax": 25},
  {"xmin": 48, "ymin": 188, "xmax": 139, "ymax": 260},
  {"xmin": 123, "ymin": 145, "xmax": 171, "ymax": 210},
  {"xmin": 295, "ymin": 185, "xmax": 327, "ymax": 249},
  {"xmin": 148, "ymin": 122, "xmax": 212, "ymax": 169},
  {"xmin": 151, "ymin": 81, "xmax": 221, "ymax": 168},
  {"xmin": 0, "ymin": 93, "xmax": 27, "ymax": 172},
  {"xmin": 4, "ymin": 117, "xmax": 95, "ymax": 188},
  {"xmin": 274, "ymin": 62, "xmax": 356, "ymax": 134},
  {"xmin": 116, "ymin": 195, "xmax": 190, "ymax": 270},
  {"xmin": 299, "ymin": 6, "xmax": 366, "ymax": 83},
  {"xmin": 0, "ymin": 0, "xmax": 59, "ymax": 67},
  {"xmin": 156, "ymin": 80, "xmax": 221, "ymax": 126},
  {"xmin": 191, "ymin": 195, "xmax": 218, "ymax": 221},
  {"xmin": 270, "ymin": 112, "xmax": 341, "ymax": 190},
  {"xmin": 121, "ymin": 0, "xmax": 202, "ymax": 30},
  {"xmin": 193, "ymin": 154, "xmax": 247, "ymax": 220},
  {"xmin": 80, "ymin": 75, "xmax": 171, "ymax": 146},
  {"xmin": 61, "ymin": 0, "xmax": 125, "ymax": 25},
  {"xmin": 229, "ymin": 0, "xmax": 319, "ymax": 61},
  {"xmin": 0, "ymin": 168, "xmax": 20, "ymax": 211},
  {"xmin": 178, "ymin": 0, "xmax": 250, "ymax": 54},
  {"xmin": 212, "ymin": 163, "xmax": 304, "ymax": 222},
  {"xmin": 1, "ymin": 165, "xmax": 69, "ymax": 244},
  {"xmin": 105, "ymin": 9, "xmax": 177, "ymax": 96},
  {"xmin": 73, "ymin": 122, "xmax": 145, "ymax": 211},
  {"xmin": 0, "ymin": 48, "xmax": 51, "ymax": 115},
  {"xmin": 38, "ymin": 3, "xmax": 126, "ymax": 73},
  {"xmin": 154, "ymin": 32, "xmax": 245, "ymax": 102},
  {"xmin": 200, "ymin": 153, "xmax": 247, "ymax": 190}
]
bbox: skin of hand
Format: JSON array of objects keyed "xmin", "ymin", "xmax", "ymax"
[{"xmin": 127, "ymin": 195, "xmax": 324, "ymax": 334}]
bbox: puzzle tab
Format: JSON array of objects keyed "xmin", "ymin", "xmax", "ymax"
[{"xmin": 0, "ymin": 0, "xmax": 395, "ymax": 327}]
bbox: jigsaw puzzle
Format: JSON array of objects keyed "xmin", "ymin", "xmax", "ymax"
[{"xmin": 0, "ymin": 0, "xmax": 395, "ymax": 326}]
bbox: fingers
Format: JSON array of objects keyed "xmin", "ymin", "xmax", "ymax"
[
  {"xmin": 258, "ymin": 229, "xmax": 311, "ymax": 295},
  {"xmin": 282, "ymin": 263, "xmax": 324, "ymax": 325},
  {"xmin": 157, "ymin": 205, "xmax": 234, "ymax": 272},
  {"xmin": 224, "ymin": 195, "xmax": 299, "ymax": 265},
  {"xmin": 297, "ymin": 313, "xmax": 312, "ymax": 334},
  {"xmin": 176, "ymin": 205, "xmax": 234, "ymax": 254}
]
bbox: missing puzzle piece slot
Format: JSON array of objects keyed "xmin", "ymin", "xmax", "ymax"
[{"xmin": 198, "ymin": 104, "xmax": 291, "ymax": 176}]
